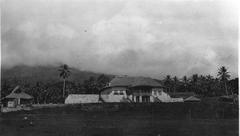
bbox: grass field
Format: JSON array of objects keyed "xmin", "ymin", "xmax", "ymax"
[{"xmin": 0, "ymin": 103, "xmax": 238, "ymax": 136}]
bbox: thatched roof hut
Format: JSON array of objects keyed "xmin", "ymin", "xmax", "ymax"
[
  {"xmin": 6, "ymin": 92, "xmax": 33, "ymax": 99},
  {"xmin": 4, "ymin": 92, "xmax": 33, "ymax": 107}
]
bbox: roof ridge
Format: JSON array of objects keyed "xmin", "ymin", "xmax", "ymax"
[{"xmin": 110, "ymin": 76, "xmax": 162, "ymax": 87}]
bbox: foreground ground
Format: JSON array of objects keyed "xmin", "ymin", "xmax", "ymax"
[{"xmin": 0, "ymin": 103, "xmax": 238, "ymax": 136}]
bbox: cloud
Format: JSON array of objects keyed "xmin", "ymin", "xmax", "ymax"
[{"xmin": 1, "ymin": 0, "xmax": 238, "ymax": 78}]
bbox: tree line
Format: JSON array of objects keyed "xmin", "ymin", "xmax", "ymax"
[
  {"xmin": 163, "ymin": 66, "xmax": 238, "ymax": 96},
  {"xmin": 1, "ymin": 65, "xmax": 238, "ymax": 104}
]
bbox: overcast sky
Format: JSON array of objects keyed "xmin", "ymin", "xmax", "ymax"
[{"xmin": 1, "ymin": 0, "xmax": 238, "ymax": 79}]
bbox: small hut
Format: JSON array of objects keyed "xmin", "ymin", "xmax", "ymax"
[
  {"xmin": 218, "ymin": 95, "xmax": 238, "ymax": 103},
  {"xmin": 168, "ymin": 92, "xmax": 201, "ymax": 102},
  {"xmin": 2, "ymin": 86, "xmax": 33, "ymax": 107},
  {"xmin": 5, "ymin": 92, "xmax": 33, "ymax": 107}
]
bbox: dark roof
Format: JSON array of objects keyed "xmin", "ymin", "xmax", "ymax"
[
  {"xmin": 101, "ymin": 87, "xmax": 113, "ymax": 95},
  {"xmin": 109, "ymin": 76, "xmax": 163, "ymax": 87},
  {"xmin": 6, "ymin": 92, "xmax": 33, "ymax": 99},
  {"xmin": 100, "ymin": 86, "xmax": 128, "ymax": 94},
  {"xmin": 184, "ymin": 96, "xmax": 201, "ymax": 102},
  {"xmin": 219, "ymin": 95, "xmax": 238, "ymax": 102},
  {"xmin": 168, "ymin": 92, "xmax": 196, "ymax": 99},
  {"xmin": 220, "ymin": 95, "xmax": 238, "ymax": 99}
]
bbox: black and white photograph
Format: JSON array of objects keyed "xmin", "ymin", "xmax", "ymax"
[{"xmin": 0, "ymin": 0, "xmax": 239, "ymax": 136}]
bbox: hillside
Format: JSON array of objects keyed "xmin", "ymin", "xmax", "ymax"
[{"xmin": 1, "ymin": 65, "xmax": 113, "ymax": 85}]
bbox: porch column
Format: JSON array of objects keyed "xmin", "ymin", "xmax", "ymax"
[
  {"xmin": 133, "ymin": 96, "xmax": 135, "ymax": 102},
  {"xmin": 139, "ymin": 96, "xmax": 142, "ymax": 103},
  {"xmin": 150, "ymin": 96, "xmax": 154, "ymax": 102},
  {"xmin": 18, "ymin": 98, "xmax": 21, "ymax": 105}
]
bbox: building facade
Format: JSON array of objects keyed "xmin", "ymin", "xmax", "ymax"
[
  {"xmin": 100, "ymin": 86, "xmax": 130, "ymax": 102},
  {"xmin": 100, "ymin": 76, "xmax": 172, "ymax": 103}
]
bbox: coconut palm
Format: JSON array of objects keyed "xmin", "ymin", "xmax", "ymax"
[
  {"xmin": 164, "ymin": 75, "xmax": 172, "ymax": 92},
  {"xmin": 0, "ymin": 88, "xmax": 1, "ymax": 109},
  {"xmin": 183, "ymin": 76, "xmax": 188, "ymax": 84},
  {"xmin": 191, "ymin": 74, "xmax": 199, "ymax": 94},
  {"xmin": 173, "ymin": 76, "xmax": 178, "ymax": 93},
  {"xmin": 58, "ymin": 64, "xmax": 71, "ymax": 98},
  {"xmin": 206, "ymin": 75, "xmax": 213, "ymax": 81},
  {"xmin": 217, "ymin": 66, "xmax": 230, "ymax": 96},
  {"xmin": 182, "ymin": 76, "xmax": 188, "ymax": 92},
  {"xmin": 192, "ymin": 74, "xmax": 198, "ymax": 84}
]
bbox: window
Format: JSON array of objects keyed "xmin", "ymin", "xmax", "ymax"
[
  {"xmin": 113, "ymin": 90, "xmax": 119, "ymax": 95},
  {"xmin": 153, "ymin": 90, "xmax": 157, "ymax": 95},
  {"xmin": 119, "ymin": 90, "xmax": 124, "ymax": 95},
  {"xmin": 113, "ymin": 90, "xmax": 125, "ymax": 95},
  {"xmin": 142, "ymin": 90, "xmax": 150, "ymax": 94},
  {"xmin": 142, "ymin": 96, "xmax": 150, "ymax": 102}
]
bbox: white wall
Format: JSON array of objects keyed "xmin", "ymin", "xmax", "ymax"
[
  {"xmin": 101, "ymin": 87, "xmax": 128, "ymax": 102},
  {"xmin": 65, "ymin": 94, "xmax": 99, "ymax": 104},
  {"xmin": 171, "ymin": 97, "xmax": 184, "ymax": 102},
  {"xmin": 101, "ymin": 87, "xmax": 183, "ymax": 103},
  {"xmin": 152, "ymin": 88, "xmax": 172, "ymax": 102}
]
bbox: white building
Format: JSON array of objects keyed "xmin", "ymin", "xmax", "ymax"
[
  {"xmin": 100, "ymin": 86, "xmax": 131, "ymax": 103},
  {"xmin": 65, "ymin": 94, "xmax": 99, "ymax": 104},
  {"xmin": 100, "ymin": 76, "xmax": 172, "ymax": 103},
  {"xmin": 65, "ymin": 76, "xmax": 185, "ymax": 104}
]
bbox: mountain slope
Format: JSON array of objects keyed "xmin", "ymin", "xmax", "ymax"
[{"xmin": 1, "ymin": 65, "xmax": 113, "ymax": 85}]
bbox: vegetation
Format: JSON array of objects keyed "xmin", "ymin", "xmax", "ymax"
[
  {"xmin": 163, "ymin": 66, "xmax": 237, "ymax": 96},
  {"xmin": 217, "ymin": 66, "xmax": 231, "ymax": 96},
  {"xmin": 1, "ymin": 65, "xmax": 112, "ymax": 104},
  {"xmin": 58, "ymin": 64, "xmax": 71, "ymax": 98},
  {"xmin": 0, "ymin": 65, "xmax": 238, "ymax": 104}
]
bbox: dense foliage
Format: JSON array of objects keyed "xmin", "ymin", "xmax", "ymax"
[{"xmin": 162, "ymin": 66, "xmax": 238, "ymax": 96}]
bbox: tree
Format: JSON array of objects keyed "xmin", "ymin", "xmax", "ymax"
[
  {"xmin": 205, "ymin": 75, "xmax": 215, "ymax": 96},
  {"xmin": 206, "ymin": 75, "xmax": 213, "ymax": 81},
  {"xmin": 96, "ymin": 74, "xmax": 110, "ymax": 90},
  {"xmin": 58, "ymin": 64, "xmax": 71, "ymax": 98},
  {"xmin": 164, "ymin": 75, "xmax": 172, "ymax": 92},
  {"xmin": 96, "ymin": 74, "xmax": 111, "ymax": 100},
  {"xmin": 229, "ymin": 78, "xmax": 238, "ymax": 95},
  {"xmin": 192, "ymin": 74, "xmax": 198, "ymax": 84},
  {"xmin": 217, "ymin": 66, "xmax": 230, "ymax": 96},
  {"xmin": 83, "ymin": 76, "xmax": 97, "ymax": 94},
  {"xmin": 182, "ymin": 76, "xmax": 188, "ymax": 92},
  {"xmin": 191, "ymin": 74, "xmax": 199, "ymax": 94},
  {"xmin": 173, "ymin": 76, "xmax": 178, "ymax": 93}
]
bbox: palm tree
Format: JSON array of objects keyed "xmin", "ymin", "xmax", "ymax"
[
  {"xmin": 205, "ymin": 74, "xmax": 214, "ymax": 96},
  {"xmin": 58, "ymin": 64, "xmax": 71, "ymax": 98},
  {"xmin": 206, "ymin": 75, "xmax": 213, "ymax": 81},
  {"xmin": 192, "ymin": 74, "xmax": 198, "ymax": 83},
  {"xmin": 0, "ymin": 88, "xmax": 2, "ymax": 110},
  {"xmin": 182, "ymin": 76, "xmax": 188, "ymax": 92},
  {"xmin": 217, "ymin": 66, "xmax": 230, "ymax": 96},
  {"xmin": 164, "ymin": 75, "xmax": 172, "ymax": 92},
  {"xmin": 183, "ymin": 76, "xmax": 188, "ymax": 84},
  {"xmin": 173, "ymin": 76, "xmax": 178, "ymax": 93},
  {"xmin": 191, "ymin": 74, "xmax": 199, "ymax": 94}
]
